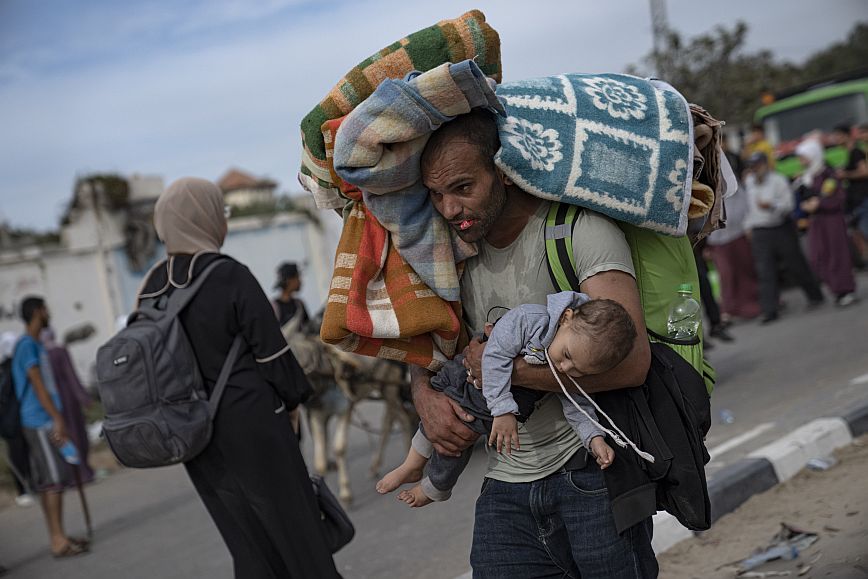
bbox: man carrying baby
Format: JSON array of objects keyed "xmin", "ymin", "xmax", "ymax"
[{"xmin": 411, "ymin": 110, "xmax": 658, "ymax": 578}]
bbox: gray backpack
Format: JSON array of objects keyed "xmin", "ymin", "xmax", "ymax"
[{"xmin": 96, "ymin": 258, "xmax": 242, "ymax": 468}]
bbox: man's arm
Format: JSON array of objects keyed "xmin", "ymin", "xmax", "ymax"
[
  {"xmin": 410, "ymin": 365, "xmax": 477, "ymax": 457},
  {"xmin": 26, "ymin": 366, "xmax": 67, "ymax": 442},
  {"xmin": 839, "ymin": 151, "xmax": 868, "ymax": 180},
  {"xmin": 772, "ymin": 175, "xmax": 796, "ymax": 215},
  {"xmin": 464, "ymin": 270, "xmax": 650, "ymax": 394}
]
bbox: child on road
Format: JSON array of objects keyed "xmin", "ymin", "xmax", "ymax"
[{"xmin": 377, "ymin": 292, "xmax": 636, "ymax": 507}]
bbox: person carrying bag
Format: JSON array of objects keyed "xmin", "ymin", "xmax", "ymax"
[{"xmin": 99, "ymin": 178, "xmax": 344, "ymax": 578}]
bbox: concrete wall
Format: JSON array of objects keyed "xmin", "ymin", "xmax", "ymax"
[
  {"xmin": 0, "ymin": 246, "xmax": 124, "ymax": 385},
  {"xmin": 0, "ymin": 209, "xmax": 342, "ymax": 388}
]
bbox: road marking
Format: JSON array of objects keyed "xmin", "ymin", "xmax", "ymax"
[
  {"xmin": 708, "ymin": 422, "xmax": 775, "ymax": 460},
  {"xmin": 850, "ymin": 372, "xmax": 868, "ymax": 386}
]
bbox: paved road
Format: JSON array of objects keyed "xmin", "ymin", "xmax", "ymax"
[{"xmin": 1, "ymin": 274, "xmax": 866, "ymax": 578}]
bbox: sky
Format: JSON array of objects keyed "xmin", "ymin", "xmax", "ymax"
[{"xmin": 1, "ymin": 0, "xmax": 865, "ymax": 230}]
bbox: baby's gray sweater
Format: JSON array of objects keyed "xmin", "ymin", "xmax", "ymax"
[{"xmin": 482, "ymin": 291, "xmax": 604, "ymax": 448}]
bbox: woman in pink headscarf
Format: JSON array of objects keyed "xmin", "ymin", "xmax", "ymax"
[{"xmin": 796, "ymin": 138, "xmax": 858, "ymax": 306}]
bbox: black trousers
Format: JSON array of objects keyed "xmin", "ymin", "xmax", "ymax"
[
  {"xmin": 185, "ymin": 386, "xmax": 339, "ymax": 579},
  {"xmin": 751, "ymin": 221, "xmax": 824, "ymax": 317},
  {"xmin": 694, "ymin": 249, "xmax": 722, "ymax": 327}
]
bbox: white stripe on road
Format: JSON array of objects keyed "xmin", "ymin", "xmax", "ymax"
[
  {"xmin": 707, "ymin": 422, "xmax": 775, "ymax": 460},
  {"xmin": 850, "ymin": 372, "xmax": 868, "ymax": 386}
]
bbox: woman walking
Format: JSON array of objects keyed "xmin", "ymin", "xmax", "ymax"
[
  {"xmin": 140, "ymin": 178, "xmax": 339, "ymax": 578},
  {"xmin": 796, "ymin": 139, "xmax": 858, "ymax": 307},
  {"xmin": 707, "ymin": 184, "xmax": 761, "ymax": 320}
]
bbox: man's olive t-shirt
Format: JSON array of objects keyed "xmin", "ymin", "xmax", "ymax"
[{"xmin": 461, "ymin": 201, "xmax": 635, "ymax": 483}]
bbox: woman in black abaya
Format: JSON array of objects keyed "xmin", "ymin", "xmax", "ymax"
[{"xmin": 140, "ymin": 177, "xmax": 339, "ymax": 578}]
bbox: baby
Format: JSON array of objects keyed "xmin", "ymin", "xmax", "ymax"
[{"xmin": 377, "ymin": 291, "xmax": 637, "ymax": 507}]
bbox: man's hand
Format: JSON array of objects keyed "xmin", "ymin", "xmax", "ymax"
[
  {"xmin": 412, "ymin": 369, "xmax": 477, "ymax": 457},
  {"xmin": 489, "ymin": 414, "xmax": 520, "ymax": 455},
  {"xmin": 801, "ymin": 197, "xmax": 821, "ymax": 214},
  {"xmin": 462, "ymin": 323, "xmax": 493, "ymax": 387},
  {"xmin": 51, "ymin": 418, "xmax": 69, "ymax": 447}
]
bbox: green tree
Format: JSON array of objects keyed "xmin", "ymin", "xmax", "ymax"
[
  {"xmin": 797, "ymin": 23, "xmax": 868, "ymax": 83},
  {"xmin": 627, "ymin": 21, "xmax": 867, "ymax": 128},
  {"xmin": 627, "ymin": 21, "xmax": 799, "ymax": 126}
]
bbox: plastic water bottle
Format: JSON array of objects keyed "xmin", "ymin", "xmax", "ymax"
[
  {"xmin": 40, "ymin": 423, "xmax": 81, "ymax": 464},
  {"xmin": 666, "ymin": 283, "xmax": 701, "ymax": 339},
  {"xmin": 58, "ymin": 440, "xmax": 80, "ymax": 465}
]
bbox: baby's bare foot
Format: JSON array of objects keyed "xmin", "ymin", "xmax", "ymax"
[
  {"xmin": 376, "ymin": 464, "xmax": 424, "ymax": 494},
  {"xmin": 396, "ymin": 485, "xmax": 433, "ymax": 508}
]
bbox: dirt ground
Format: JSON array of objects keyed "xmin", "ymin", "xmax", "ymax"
[{"xmin": 659, "ymin": 435, "xmax": 868, "ymax": 578}]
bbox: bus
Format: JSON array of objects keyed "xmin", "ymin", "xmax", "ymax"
[{"xmin": 754, "ymin": 71, "xmax": 868, "ymax": 177}]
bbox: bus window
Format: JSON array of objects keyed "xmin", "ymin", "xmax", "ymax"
[{"xmin": 762, "ymin": 93, "xmax": 867, "ymax": 144}]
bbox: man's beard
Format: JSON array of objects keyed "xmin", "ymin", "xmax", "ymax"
[{"xmin": 453, "ymin": 180, "xmax": 508, "ymax": 243}]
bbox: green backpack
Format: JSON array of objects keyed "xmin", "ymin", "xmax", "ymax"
[{"xmin": 544, "ymin": 203, "xmax": 715, "ymax": 393}]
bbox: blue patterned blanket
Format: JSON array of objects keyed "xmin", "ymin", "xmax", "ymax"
[{"xmin": 495, "ymin": 74, "xmax": 693, "ymax": 236}]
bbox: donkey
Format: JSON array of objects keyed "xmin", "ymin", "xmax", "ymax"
[{"xmin": 280, "ymin": 315, "xmax": 416, "ymax": 505}]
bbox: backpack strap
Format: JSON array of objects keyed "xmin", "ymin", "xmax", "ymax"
[
  {"xmin": 545, "ymin": 203, "xmax": 582, "ymax": 292},
  {"xmin": 161, "ymin": 257, "xmax": 232, "ymax": 319},
  {"xmin": 161, "ymin": 256, "xmax": 241, "ymax": 416},
  {"xmin": 208, "ymin": 334, "xmax": 243, "ymax": 419}
]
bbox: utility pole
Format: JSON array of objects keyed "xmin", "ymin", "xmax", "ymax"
[{"xmin": 649, "ymin": 0, "xmax": 669, "ymax": 79}]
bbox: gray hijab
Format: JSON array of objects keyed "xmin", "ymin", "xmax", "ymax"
[{"xmin": 154, "ymin": 177, "xmax": 227, "ymax": 254}]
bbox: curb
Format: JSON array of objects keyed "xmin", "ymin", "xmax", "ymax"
[
  {"xmin": 707, "ymin": 458, "xmax": 777, "ymax": 524},
  {"xmin": 652, "ymin": 397, "xmax": 868, "ymax": 555}
]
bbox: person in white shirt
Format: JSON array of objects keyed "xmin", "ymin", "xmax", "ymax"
[{"xmin": 743, "ymin": 152, "xmax": 824, "ymax": 323}]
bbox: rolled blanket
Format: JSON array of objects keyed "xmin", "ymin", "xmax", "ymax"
[
  {"xmin": 321, "ymin": 199, "xmax": 466, "ymax": 371},
  {"xmin": 299, "ymin": 9, "xmax": 502, "ymax": 210},
  {"xmin": 494, "ymin": 74, "xmax": 693, "ymax": 236},
  {"xmin": 335, "ymin": 60, "xmax": 502, "ymax": 302},
  {"xmin": 319, "ymin": 61, "xmax": 497, "ymax": 370}
]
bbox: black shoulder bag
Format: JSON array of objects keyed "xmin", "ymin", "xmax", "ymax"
[{"xmin": 310, "ymin": 475, "xmax": 355, "ymax": 553}]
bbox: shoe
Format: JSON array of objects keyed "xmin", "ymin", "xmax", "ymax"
[
  {"xmin": 760, "ymin": 313, "xmax": 779, "ymax": 325},
  {"xmin": 709, "ymin": 324, "xmax": 734, "ymax": 342},
  {"xmin": 806, "ymin": 298, "xmax": 825, "ymax": 311},
  {"xmin": 836, "ymin": 293, "xmax": 857, "ymax": 307},
  {"xmin": 14, "ymin": 494, "xmax": 35, "ymax": 508}
]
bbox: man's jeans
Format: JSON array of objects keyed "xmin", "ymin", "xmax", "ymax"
[{"xmin": 470, "ymin": 459, "xmax": 658, "ymax": 578}]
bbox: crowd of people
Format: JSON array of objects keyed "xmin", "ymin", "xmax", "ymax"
[{"xmin": 704, "ymin": 124, "xmax": 865, "ymax": 334}]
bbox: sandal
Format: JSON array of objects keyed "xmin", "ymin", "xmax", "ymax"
[
  {"xmin": 52, "ymin": 541, "xmax": 88, "ymax": 559},
  {"xmin": 68, "ymin": 536, "xmax": 91, "ymax": 548}
]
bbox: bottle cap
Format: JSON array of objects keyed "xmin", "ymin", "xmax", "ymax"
[{"xmin": 678, "ymin": 283, "xmax": 693, "ymax": 293}]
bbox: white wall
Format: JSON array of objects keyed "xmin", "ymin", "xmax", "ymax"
[
  {"xmin": 0, "ymin": 247, "xmax": 123, "ymax": 385},
  {"xmin": 0, "ymin": 209, "xmax": 341, "ymax": 387}
]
